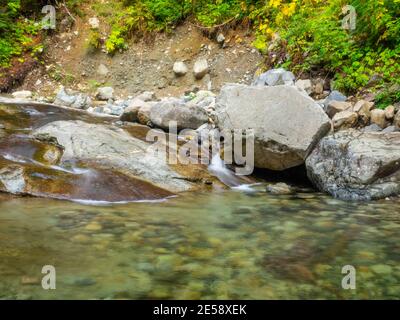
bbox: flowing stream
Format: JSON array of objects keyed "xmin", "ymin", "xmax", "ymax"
[{"xmin": 1, "ymin": 103, "xmax": 400, "ymax": 299}]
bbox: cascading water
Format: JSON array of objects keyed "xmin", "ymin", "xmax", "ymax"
[{"xmin": 208, "ymin": 153, "xmax": 254, "ymax": 189}]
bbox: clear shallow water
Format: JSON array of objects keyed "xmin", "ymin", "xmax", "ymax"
[{"xmin": 1, "ymin": 189, "xmax": 400, "ymax": 300}]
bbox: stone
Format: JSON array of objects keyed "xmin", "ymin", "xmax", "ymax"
[
  {"xmin": 353, "ymin": 100, "xmax": 374, "ymax": 125},
  {"xmin": 89, "ymin": 17, "xmax": 100, "ymax": 29},
  {"xmin": 33, "ymin": 121, "xmax": 193, "ymax": 192},
  {"xmin": 362, "ymin": 124, "xmax": 382, "ymax": 133},
  {"xmin": 313, "ymin": 79, "xmax": 324, "ymax": 95},
  {"xmin": 266, "ymin": 183, "xmax": 293, "ymax": 195},
  {"xmin": 324, "ymin": 90, "xmax": 347, "ymax": 107},
  {"xmin": 150, "ymin": 98, "xmax": 208, "ymax": 130},
  {"xmin": 326, "ymin": 101, "xmax": 352, "ymax": 118},
  {"xmin": 253, "ymin": 68, "xmax": 295, "ymax": 86},
  {"xmin": 385, "ymin": 105, "xmax": 395, "ymax": 120},
  {"xmin": 120, "ymin": 99, "xmax": 149, "ymax": 122},
  {"xmin": 11, "ymin": 90, "xmax": 32, "ymax": 99},
  {"xmin": 137, "ymin": 103, "xmax": 154, "ymax": 126},
  {"xmin": 96, "ymin": 87, "xmax": 114, "ymax": 101},
  {"xmin": 215, "ymin": 84, "xmax": 332, "ymax": 170},
  {"xmin": 370, "ymin": 109, "xmax": 388, "ymax": 128},
  {"xmin": 186, "ymin": 90, "xmax": 216, "ymax": 110},
  {"xmin": 173, "ymin": 61, "xmax": 188, "ymax": 77},
  {"xmin": 217, "ymin": 33, "xmax": 225, "ymax": 44},
  {"xmin": 394, "ymin": 110, "xmax": 400, "ymax": 129},
  {"xmin": 332, "ymin": 110, "xmax": 358, "ymax": 130},
  {"xmin": 193, "ymin": 59, "xmax": 209, "ymax": 80},
  {"xmin": 136, "ymin": 91, "xmax": 156, "ymax": 102},
  {"xmin": 306, "ymin": 129, "xmax": 400, "ymax": 200},
  {"xmin": 295, "ymin": 79, "xmax": 313, "ymax": 95},
  {"xmin": 71, "ymin": 93, "xmax": 92, "ymax": 110},
  {"xmin": 97, "ymin": 64, "xmax": 109, "ymax": 76},
  {"xmin": 54, "ymin": 86, "xmax": 76, "ymax": 106}
]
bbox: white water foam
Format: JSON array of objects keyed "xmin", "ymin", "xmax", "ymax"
[{"xmin": 208, "ymin": 154, "xmax": 251, "ymax": 189}]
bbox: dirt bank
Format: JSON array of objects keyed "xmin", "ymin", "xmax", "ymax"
[{"xmin": 17, "ymin": 6, "xmax": 263, "ymax": 99}]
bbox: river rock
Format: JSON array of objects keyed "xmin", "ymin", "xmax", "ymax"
[
  {"xmin": 332, "ymin": 110, "xmax": 358, "ymax": 130},
  {"xmin": 295, "ymin": 79, "xmax": 312, "ymax": 95},
  {"xmin": 266, "ymin": 183, "xmax": 293, "ymax": 195},
  {"xmin": 193, "ymin": 59, "xmax": 209, "ymax": 80},
  {"xmin": 137, "ymin": 102, "xmax": 154, "ymax": 126},
  {"xmin": 54, "ymin": 86, "xmax": 76, "ymax": 106},
  {"xmin": 370, "ymin": 109, "xmax": 388, "ymax": 128},
  {"xmin": 96, "ymin": 87, "xmax": 114, "ymax": 101},
  {"xmin": 173, "ymin": 61, "xmax": 188, "ymax": 77},
  {"xmin": 253, "ymin": 68, "xmax": 295, "ymax": 86},
  {"xmin": 385, "ymin": 105, "xmax": 395, "ymax": 120},
  {"xmin": 362, "ymin": 124, "xmax": 382, "ymax": 133},
  {"xmin": 33, "ymin": 120, "xmax": 193, "ymax": 192},
  {"xmin": 306, "ymin": 129, "xmax": 400, "ymax": 200},
  {"xmin": 71, "ymin": 93, "xmax": 92, "ymax": 110},
  {"xmin": 353, "ymin": 100, "xmax": 374, "ymax": 125},
  {"xmin": 324, "ymin": 90, "xmax": 347, "ymax": 106},
  {"xmin": 394, "ymin": 111, "xmax": 400, "ymax": 129},
  {"xmin": 313, "ymin": 79, "xmax": 324, "ymax": 95},
  {"xmin": 150, "ymin": 98, "xmax": 208, "ymax": 130},
  {"xmin": 136, "ymin": 91, "xmax": 156, "ymax": 102},
  {"xmin": 326, "ymin": 101, "xmax": 352, "ymax": 118},
  {"xmin": 120, "ymin": 99, "xmax": 148, "ymax": 122},
  {"xmin": 215, "ymin": 84, "xmax": 332, "ymax": 170}
]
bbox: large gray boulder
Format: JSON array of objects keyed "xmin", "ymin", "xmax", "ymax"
[
  {"xmin": 150, "ymin": 98, "xmax": 208, "ymax": 130},
  {"xmin": 33, "ymin": 120, "xmax": 192, "ymax": 192},
  {"xmin": 215, "ymin": 84, "xmax": 332, "ymax": 170},
  {"xmin": 306, "ymin": 130, "xmax": 400, "ymax": 200}
]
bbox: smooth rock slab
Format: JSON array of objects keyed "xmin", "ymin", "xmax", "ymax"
[
  {"xmin": 33, "ymin": 120, "xmax": 193, "ymax": 192},
  {"xmin": 215, "ymin": 84, "xmax": 332, "ymax": 170},
  {"xmin": 306, "ymin": 129, "xmax": 400, "ymax": 200}
]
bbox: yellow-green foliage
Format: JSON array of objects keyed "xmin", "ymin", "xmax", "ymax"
[
  {"xmin": 0, "ymin": 0, "xmax": 40, "ymax": 67},
  {"xmin": 252, "ymin": 0, "xmax": 400, "ymax": 105}
]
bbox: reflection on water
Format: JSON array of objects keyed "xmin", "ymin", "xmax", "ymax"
[{"xmin": 1, "ymin": 189, "xmax": 400, "ymax": 300}]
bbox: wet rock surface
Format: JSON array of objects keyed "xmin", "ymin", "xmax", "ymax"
[{"xmin": 33, "ymin": 120, "xmax": 193, "ymax": 193}]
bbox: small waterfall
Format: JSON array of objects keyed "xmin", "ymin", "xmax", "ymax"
[{"xmin": 208, "ymin": 154, "xmax": 247, "ymax": 188}]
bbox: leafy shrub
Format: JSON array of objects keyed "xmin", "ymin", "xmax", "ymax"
[
  {"xmin": 252, "ymin": 0, "xmax": 400, "ymax": 103},
  {"xmin": 0, "ymin": 0, "xmax": 41, "ymax": 67}
]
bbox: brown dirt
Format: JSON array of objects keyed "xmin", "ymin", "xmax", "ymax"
[{"xmin": 17, "ymin": 4, "xmax": 263, "ymax": 99}]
